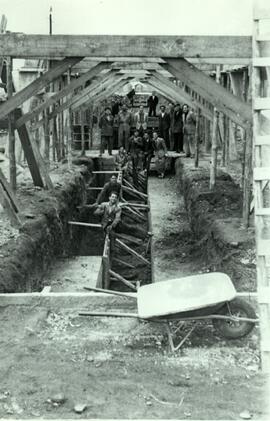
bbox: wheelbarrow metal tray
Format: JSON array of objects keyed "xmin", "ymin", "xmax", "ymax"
[{"xmin": 137, "ymin": 272, "xmax": 236, "ymax": 319}]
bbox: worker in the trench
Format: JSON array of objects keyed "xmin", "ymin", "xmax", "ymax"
[
  {"xmin": 94, "ymin": 191, "xmax": 122, "ymax": 235},
  {"xmin": 96, "ymin": 174, "xmax": 122, "ymax": 204}
]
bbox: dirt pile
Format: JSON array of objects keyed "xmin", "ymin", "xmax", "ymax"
[
  {"xmin": 0, "ymin": 159, "xmax": 93, "ymax": 293},
  {"xmin": 175, "ymin": 158, "xmax": 256, "ymax": 291}
]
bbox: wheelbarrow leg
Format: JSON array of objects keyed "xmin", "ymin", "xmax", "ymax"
[{"xmin": 165, "ymin": 321, "xmax": 199, "ymax": 352}]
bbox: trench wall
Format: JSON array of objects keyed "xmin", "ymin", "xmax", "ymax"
[
  {"xmin": 175, "ymin": 158, "xmax": 256, "ymax": 291},
  {"xmin": 0, "ymin": 159, "xmax": 94, "ymax": 293}
]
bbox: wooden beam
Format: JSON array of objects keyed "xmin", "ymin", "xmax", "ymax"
[
  {"xmin": 0, "ymin": 57, "xmax": 83, "ymax": 120},
  {"xmin": 0, "ymin": 169, "xmax": 21, "ymax": 228},
  {"xmin": 15, "ymin": 62, "xmax": 108, "ymax": 129},
  {"xmin": 14, "ymin": 108, "xmax": 44, "ymax": 187},
  {"xmin": 32, "ymin": 71, "xmax": 117, "ymax": 128},
  {"xmin": 71, "ymin": 73, "xmax": 126, "ymax": 111},
  {"xmin": 149, "ymin": 71, "xmax": 213, "ymax": 121},
  {"xmin": 76, "ymin": 78, "xmax": 132, "ymax": 112},
  {"xmin": 0, "ymin": 34, "xmax": 252, "ymax": 58},
  {"xmin": 7, "ymin": 57, "xmax": 16, "ymax": 191},
  {"xmin": 162, "ymin": 58, "xmax": 252, "ymax": 128}
]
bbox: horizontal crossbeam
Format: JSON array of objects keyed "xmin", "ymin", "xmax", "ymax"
[{"xmin": 0, "ymin": 34, "xmax": 252, "ymax": 58}]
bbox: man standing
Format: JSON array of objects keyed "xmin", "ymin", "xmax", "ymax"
[
  {"xmin": 158, "ymin": 105, "xmax": 171, "ymax": 149},
  {"xmin": 171, "ymin": 103, "xmax": 183, "ymax": 153},
  {"xmin": 182, "ymin": 104, "xmax": 196, "ymax": 158},
  {"xmin": 94, "ymin": 192, "xmax": 121, "ymax": 234},
  {"xmin": 134, "ymin": 105, "xmax": 148, "ymax": 136},
  {"xmin": 118, "ymin": 104, "xmax": 132, "ymax": 150},
  {"xmin": 147, "ymin": 91, "xmax": 159, "ymax": 117},
  {"xmin": 142, "ymin": 131, "xmax": 154, "ymax": 174},
  {"xmin": 99, "ymin": 107, "xmax": 114, "ymax": 156},
  {"xmin": 96, "ymin": 174, "xmax": 122, "ymax": 204}
]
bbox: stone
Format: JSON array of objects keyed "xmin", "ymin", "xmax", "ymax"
[
  {"xmin": 50, "ymin": 392, "xmax": 66, "ymax": 405},
  {"xmin": 240, "ymin": 410, "xmax": 252, "ymax": 419},
  {"xmin": 73, "ymin": 403, "xmax": 87, "ymax": 414}
]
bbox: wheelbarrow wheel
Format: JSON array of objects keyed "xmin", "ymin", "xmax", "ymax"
[{"xmin": 212, "ymin": 298, "xmax": 256, "ymax": 339}]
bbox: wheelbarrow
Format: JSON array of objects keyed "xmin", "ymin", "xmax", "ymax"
[{"xmin": 79, "ymin": 272, "xmax": 258, "ymax": 351}]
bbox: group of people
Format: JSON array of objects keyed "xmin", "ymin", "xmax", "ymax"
[
  {"xmin": 114, "ymin": 130, "xmax": 168, "ymax": 179},
  {"xmin": 98, "ymin": 92, "xmax": 197, "ymax": 178}
]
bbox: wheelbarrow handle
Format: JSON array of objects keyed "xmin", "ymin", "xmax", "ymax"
[
  {"xmin": 79, "ymin": 311, "xmax": 140, "ymax": 318},
  {"xmin": 83, "ymin": 286, "xmax": 137, "ymax": 299}
]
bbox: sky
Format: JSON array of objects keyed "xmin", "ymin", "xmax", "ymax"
[{"xmin": 0, "ymin": 0, "xmax": 254, "ymax": 36}]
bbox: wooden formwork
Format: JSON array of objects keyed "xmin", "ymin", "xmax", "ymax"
[{"xmin": 252, "ymin": 0, "xmax": 270, "ymax": 372}]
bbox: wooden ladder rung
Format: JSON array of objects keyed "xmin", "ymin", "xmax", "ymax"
[
  {"xmin": 254, "ymin": 8, "xmax": 270, "ymax": 20},
  {"xmin": 254, "ymin": 98, "xmax": 270, "ymax": 111},
  {"xmin": 256, "ymin": 208, "xmax": 270, "ymax": 216},
  {"xmin": 256, "ymin": 34, "xmax": 270, "ymax": 42},
  {"xmin": 253, "ymin": 57, "xmax": 270, "ymax": 67},
  {"xmin": 253, "ymin": 167, "xmax": 270, "ymax": 181},
  {"xmin": 257, "ymin": 239, "xmax": 270, "ymax": 256},
  {"xmin": 255, "ymin": 135, "xmax": 270, "ymax": 146}
]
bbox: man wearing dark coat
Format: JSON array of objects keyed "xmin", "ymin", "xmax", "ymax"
[
  {"xmin": 99, "ymin": 107, "xmax": 114, "ymax": 156},
  {"xmin": 171, "ymin": 103, "xmax": 183, "ymax": 152},
  {"xmin": 147, "ymin": 91, "xmax": 159, "ymax": 117},
  {"xmin": 158, "ymin": 105, "xmax": 171, "ymax": 149}
]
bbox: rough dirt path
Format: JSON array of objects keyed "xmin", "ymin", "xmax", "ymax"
[{"xmin": 149, "ymin": 175, "xmax": 204, "ymax": 282}]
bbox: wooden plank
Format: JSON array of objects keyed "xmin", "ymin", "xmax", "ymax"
[
  {"xmin": 257, "ymin": 34, "xmax": 270, "ymax": 42},
  {"xmin": 15, "ymin": 62, "xmax": 108, "ymax": 129},
  {"xmin": 254, "ymin": 98, "xmax": 270, "ymax": 111},
  {"xmin": 253, "ymin": 57, "xmax": 270, "ymax": 66},
  {"xmin": 255, "ymin": 135, "xmax": 270, "ymax": 145},
  {"xmin": 0, "ymin": 169, "xmax": 20, "ymax": 211},
  {"xmin": 71, "ymin": 74, "xmax": 125, "ymax": 111},
  {"xmin": 32, "ymin": 71, "xmax": 116, "ymax": 129},
  {"xmin": 115, "ymin": 239, "xmax": 151, "ymax": 266},
  {"xmin": 7, "ymin": 56, "xmax": 16, "ymax": 191},
  {"xmin": 253, "ymin": 167, "xmax": 270, "ymax": 181},
  {"xmin": 257, "ymin": 240, "xmax": 270, "ymax": 256},
  {"xmin": 254, "ymin": 5, "xmax": 270, "ymax": 20},
  {"xmin": 149, "ymin": 72, "xmax": 213, "ymax": 121},
  {"xmin": 109, "ymin": 269, "xmax": 136, "ymax": 291},
  {"xmin": 14, "ymin": 109, "xmax": 44, "ymax": 187},
  {"xmin": 68, "ymin": 221, "xmax": 102, "ymax": 228},
  {"xmin": 0, "ymin": 34, "xmax": 252, "ymax": 58},
  {"xmin": 256, "ymin": 208, "xmax": 270, "ymax": 216},
  {"xmin": 0, "ymin": 57, "xmax": 83, "ymax": 120},
  {"xmin": 163, "ymin": 59, "xmax": 252, "ymax": 128},
  {"xmin": 27, "ymin": 128, "xmax": 54, "ymax": 190},
  {"xmin": 0, "ymin": 181, "xmax": 21, "ymax": 227},
  {"xmin": 112, "ymin": 257, "xmax": 135, "ymax": 269}
]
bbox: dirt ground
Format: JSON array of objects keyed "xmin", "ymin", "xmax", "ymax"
[
  {"xmin": 0, "ymin": 305, "xmax": 268, "ymax": 420},
  {"xmin": 0, "ymin": 172, "xmax": 268, "ymax": 420}
]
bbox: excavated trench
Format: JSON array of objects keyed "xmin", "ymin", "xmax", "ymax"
[{"xmin": 0, "ymin": 154, "xmax": 256, "ymax": 296}]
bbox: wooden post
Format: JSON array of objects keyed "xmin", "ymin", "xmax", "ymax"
[
  {"xmin": 6, "ymin": 56, "xmax": 16, "ymax": 191},
  {"xmin": 80, "ymin": 108, "xmax": 85, "ymax": 155},
  {"xmin": 209, "ymin": 108, "xmax": 219, "ymax": 190},
  {"xmin": 43, "ymin": 109, "xmax": 50, "ymax": 164},
  {"xmin": 242, "ymin": 125, "xmax": 253, "ymax": 227},
  {"xmin": 67, "ymin": 67, "xmax": 72, "ymax": 168},
  {"xmin": 194, "ymin": 107, "xmax": 201, "ymax": 168}
]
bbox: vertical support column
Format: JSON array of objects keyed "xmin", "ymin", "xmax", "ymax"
[
  {"xmin": 80, "ymin": 109, "xmax": 85, "ymax": 155},
  {"xmin": 194, "ymin": 107, "xmax": 201, "ymax": 168},
  {"xmin": 252, "ymin": 5, "xmax": 270, "ymax": 372},
  {"xmin": 67, "ymin": 67, "xmax": 72, "ymax": 168},
  {"xmin": 209, "ymin": 109, "xmax": 219, "ymax": 190},
  {"xmin": 242, "ymin": 124, "xmax": 253, "ymax": 227},
  {"xmin": 7, "ymin": 56, "xmax": 16, "ymax": 191}
]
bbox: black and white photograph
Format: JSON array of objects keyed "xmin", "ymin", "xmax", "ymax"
[{"xmin": 0, "ymin": 0, "xmax": 269, "ymax": 419}]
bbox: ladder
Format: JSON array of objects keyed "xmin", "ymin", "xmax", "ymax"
[{"xmin": 252, "ymin": 0, "xmax": 270, "ymax": 372}]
